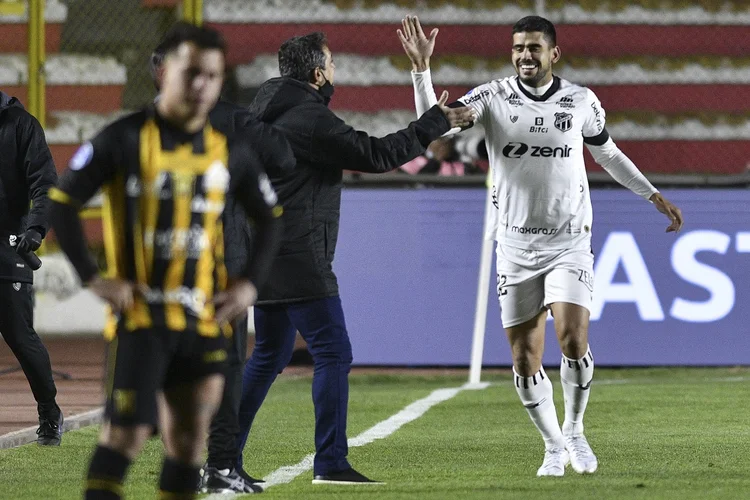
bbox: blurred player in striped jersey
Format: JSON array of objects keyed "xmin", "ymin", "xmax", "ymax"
[
  {"xmin": 50, "ymin": 23, "xmax": 282, "ymax": 499},
  {"xmin": 399, "ymin": 15, "xmax": 683, "ymax": 476}
]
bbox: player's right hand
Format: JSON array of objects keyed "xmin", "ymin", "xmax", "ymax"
[
  {"xmin": 397, "ymin": 15, "xmax": 437, "ymax": 72},
  {"xmin": 87, "ymin": 276, "xmax": 138, "ymax": 312},
  {"xmin": 438, "ymin": 91, "xmax": 476, "ymax": 129},
  {"xmin": 649, "ymin": 192, "xmax": 684, "ymax": 232}
]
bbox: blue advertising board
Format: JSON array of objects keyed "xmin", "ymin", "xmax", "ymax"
[{"xmin": 335, "ymin": 188, "xmax": 750, "ymax": 366}]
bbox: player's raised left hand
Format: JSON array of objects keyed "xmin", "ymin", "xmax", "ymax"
[
  {"xmin": 214, "ymin": 279, "xmax": 258, "ymax": 325},
  {"xmin": 650, "ymin": 192, "xmax": 683, "ymax": 232},
  {"xmin": 397, "ymin": 15, "xmax": 437, "ymax": 72}
]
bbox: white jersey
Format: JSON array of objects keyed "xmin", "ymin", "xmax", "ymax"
[{"xmin": 457, "ymin": 76, "xmax": 606, "ymax": 251}]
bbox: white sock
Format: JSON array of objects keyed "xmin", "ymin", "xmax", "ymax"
[
  {"xmin": 560, "ymin": 346, "xmax": 594, "ymax": 437},
  {"xmin": 513, "ymin": 367, "xmax": 564, "ymax": 450}
]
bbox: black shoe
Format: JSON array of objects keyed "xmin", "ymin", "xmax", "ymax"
[
  {"xmin": 36, "ymin": 410, "xmax": 63, "ymax": 446},
  {"xmin": 237, "ymin": 466, "xmax": 265, "ymax": 484},
  {"xmin": 200, "ymin": 466, "xmax": 263, "ymax": 494},
  {"xmin": 312, "ymin": 467, "xmax": 384, "ymax": 485}
]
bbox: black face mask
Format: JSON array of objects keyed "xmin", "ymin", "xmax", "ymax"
[{"xmin": 318, "ymin": 75, "xmax": 335, "ymax": 105}]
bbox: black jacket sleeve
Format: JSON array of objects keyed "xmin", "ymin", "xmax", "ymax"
[
  {"xmin": 236, "ymin": 115, "xmax": 296, "ymax": 177},
  {"xmin": 228, "ymin": 139, "xmax": 283, "ymax": 289},
  {"xmin": 222, "ymin": 115, "xmax": 292, "ymax": 278},
  {"xmin": 222, "ymin": 192, "xmax": 252, "ymax": 278},
  {"xmin": 309, "ymin": 104, "xmax": 450, "ymax": 173},
  {"xmin": 19, "ymin": 113, "xmax": 57, "ymax": 237}
]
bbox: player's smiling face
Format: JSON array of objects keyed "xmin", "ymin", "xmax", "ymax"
[{"xmin": 511, "ymin": 31, "xmax": 560, "ymax": 87}]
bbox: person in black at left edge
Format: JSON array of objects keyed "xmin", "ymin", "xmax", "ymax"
[
  {"xmin": 0, "ymin": 90, "xmax": 63, "ymax": 446},
  {"xmin": 48, "ymin": 23, "xmax": 283, "ymax": 500},
  {"xmin": 148, "ymin": 24, "xmax": 295, "ymax": 494}
]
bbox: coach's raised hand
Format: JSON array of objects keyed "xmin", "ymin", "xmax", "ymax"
[
  {"xmin": 437, "ymin": 90, "xmax": 476, "ymax": 129},
  {"xmin": 397, "ymin": 15, "xmax": 436, "ymax": 72}
]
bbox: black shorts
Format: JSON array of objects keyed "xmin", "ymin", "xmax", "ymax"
[{"xmin": 104, "ymin": 327, "xmax": 228, "ymax": 427}]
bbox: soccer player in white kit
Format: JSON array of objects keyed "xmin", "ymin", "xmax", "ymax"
[{"xmin": 398, "ymin": 15, "xmax": 684, "ymax": 476}]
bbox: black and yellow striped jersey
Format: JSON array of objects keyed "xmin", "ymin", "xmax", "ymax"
[{"xmin": 49, "ymin": 106, "xmax": 283, "ymax": 339}]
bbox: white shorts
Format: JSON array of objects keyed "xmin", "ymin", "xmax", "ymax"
[{"xmin": 495, "ymin": 245, "xmax": 594, "ymax": 328}]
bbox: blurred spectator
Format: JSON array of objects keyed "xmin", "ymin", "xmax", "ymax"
[{"xmin": 399, "ymin": 136, "xmax": 486, "ymax": 175}]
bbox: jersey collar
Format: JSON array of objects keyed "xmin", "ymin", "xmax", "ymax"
[
  {"xmin": 150, "ymin": 104, "xmax": 207, "ymax": 154},
  {"xmin": 514, "ymin": 75, "xmax": 561, "ymax": 102}
]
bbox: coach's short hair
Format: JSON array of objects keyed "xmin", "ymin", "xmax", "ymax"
[
  {"xmin": 278, "ymin": 32, "xmax": 328, "ymax": 83},
  {"xmin": 158, "ymin": 21, "xmax": 227, "ymax": 58},
  {"xmin": 512, "ymin": 16, "xmax": 557, "ymax": 46}
]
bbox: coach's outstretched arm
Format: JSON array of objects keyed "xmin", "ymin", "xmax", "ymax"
[{"xmin": 309, "ymin": 93, "xmax": 473, "ymax": 174}]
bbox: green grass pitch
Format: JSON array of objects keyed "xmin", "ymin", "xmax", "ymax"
[{"xmin": 1, "ymin": 368, "xmax": 749, "ymax": 499}]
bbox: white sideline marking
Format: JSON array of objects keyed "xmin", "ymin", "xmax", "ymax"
[
  {"xmin": 203, "ymin": 382, "xmax": 489, "ymax": 498},
  {"xmin": 0, "ymin": 407, "xmax": 103, "ymax": 450}
]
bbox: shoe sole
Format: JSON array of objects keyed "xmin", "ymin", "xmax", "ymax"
[{"xmin": 312, "ymin": 479, "xmax": 385, "ymax": 485}]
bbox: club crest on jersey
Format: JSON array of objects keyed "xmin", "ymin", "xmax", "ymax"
[
  {"xmin": 554, "ymin": 112, "xmax": 573, "ymax": 132},
  {"xmin": 509, "ymin": 115, "xmax": 518, "ymax": 123}
]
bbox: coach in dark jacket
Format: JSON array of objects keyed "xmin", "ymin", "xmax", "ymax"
[
  {"xmin": 235, "ymin": 32, "xmax": 475, "ymax": 484},
  {"xmin": 0, "ymin": 91, "xmax": 62, "ymax": 445},
  {"xmin": 204, "ymin": 100, "xmax": 295, "ymax": 493}
]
